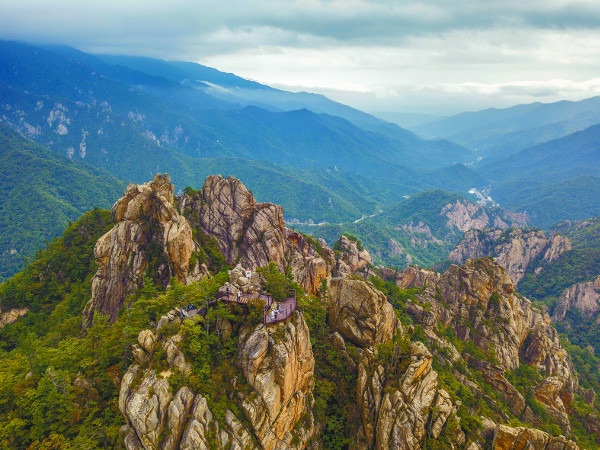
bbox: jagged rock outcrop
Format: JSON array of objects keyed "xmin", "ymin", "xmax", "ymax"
[
  {"xmin": 400, "ymin": 259, "xmax": 577, "ymax": 434},
  {"xmin": 183, "ymin": 175, "xmax": 287, "ymax": 269},
  {"xmin": 120, "ymin": 311, "xmax": 315, "ymax": 450},
  {"xmin": 329, "ymin": 278, "xmax": 398, "ymax": 347},
  {"xmin": 0, "ymin": 307, "xmax": 28, "ymax": 329},
  {"xmin": 284, "ymin": 228, "xmax": 334, "ymax": 295},
  {"xmin": 383, "ymin": 265, "xmax": 440, "ymax": 290},
  {"xmin": 237, "ymin": 311, "xmax": 316, "ymax": 449},
  {"xmin": 356, "ymin": 342, "xmax": 461, "ymax": 449},
  {"xmin": 83, "ymin": 174, "xmax": 196, "ymax": 326},
  {"xmin": 449, "ymin": 228, "xmax": 571, "ymax": 284},
  {"xmin": 553, "ymin": 276, "xmax": 600, "ymax": 321},
  {"xmin": 181, "ymin": 175, "xmax": 334, "ymax": 295},
  {"xmin": 333, "ymin": 235, "xmax": 372, "ymax": 278},
  {"xmin": 490, "ymin": 423, "xmax": 578, "ymax": 449}
]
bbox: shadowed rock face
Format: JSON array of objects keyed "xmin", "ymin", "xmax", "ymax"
[{"xmin": 83, "ymin": 174, "xmax": 194, "ymax": 326}]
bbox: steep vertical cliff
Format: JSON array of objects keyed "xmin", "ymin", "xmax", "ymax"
[{"xmin": 83, "ymin": 174, "xmax": 197, "ymax": 326}]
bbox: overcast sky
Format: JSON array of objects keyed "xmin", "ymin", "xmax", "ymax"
[{"xmin": 2, "ymin": 0, "xmax": 600, "ymax": 115}]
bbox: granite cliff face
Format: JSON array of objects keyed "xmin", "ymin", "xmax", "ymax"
[
  {"xmin": 553, "ymin": 276, "xmax": 600, "ymax": 321},
  {"xmin": 449, "ymin": 228, "xmax": 571, "ymax": 284},
  {"xmin": 181, "ymin": 175, "xmax": 287, "ymax": 270},
  {"xmin": 327, "ymin": 277, "xmax": 465, "ymax": 449},
  {"xmin": 328, "ymin": 278, "xmax": 397, "ymax": 347},
  {"xmin": 396, "ymin": 259, "xmax": 578, "ymax": 435},
  {"xmin": 181, "ymin": 175, "xmax": 373, "ymax": 296},
  {"xmin": 441, "ymin": 200, "xmax": 528, "ymax": 234},
  {"xmin": 83, "ymin": 174, "xmax": 197, "ymax": 326},
  {"xmin": 120, "ymin": 311, "xmax": 315, "ymax": 450}
]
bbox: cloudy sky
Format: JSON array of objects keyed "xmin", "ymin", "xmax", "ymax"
[{"xmin": 2, "ymin": 0, "xmax": 600, "ymax": 115}]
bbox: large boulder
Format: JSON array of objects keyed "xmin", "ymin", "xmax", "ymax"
[{"xmin": 329, "ymin": 278, "xmax": 397, "ymax": 348}]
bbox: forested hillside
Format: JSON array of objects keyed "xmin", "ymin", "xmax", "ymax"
[{"xmin": 0, "ymin": 123, "xmax": 125, "ymax": 280}]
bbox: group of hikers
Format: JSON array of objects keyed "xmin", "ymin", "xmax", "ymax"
[{"xmin": 270, "ymin": 302, "xmax": 282, "ymax": 320}]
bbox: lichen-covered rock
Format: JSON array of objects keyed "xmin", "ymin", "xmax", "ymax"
[
  {"xmin": 83, "ymin": 174, "xmax": 195, "ymax": 326},
  {"xmin": 237, "ymin": 311, "xmax": 315, "ymax": 449},
  {"xmin": 138, "ymin": 330, "xmax": 156, "ymax": 354},
  {"xmin": 119, "ymin": 365, "xmax": 173, "ymax": 449},
  {"xmin": 329, "ymin": 278, "xmax": 397, "ymax": 347}
]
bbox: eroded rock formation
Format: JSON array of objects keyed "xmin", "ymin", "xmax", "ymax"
[
  {"xmin": 120, "ymin": 311, "xmax": 315, "ymax": 450},
  {"xmin": 449, "ymin": 228, "xmax": 571, "ymax": 284},
  {"xmin": 554, "ymin": 276, "xmax": 600, "ymax": 321},
  {"xmin": 397, "ymin": 258, "xmax": 577, "ymax": 434},
  {"xmin": 328, "ymin": 278, "xmax": 397, "ymax": 347},
  {"xmin": 83, "ymin": 174, "xmax": 196, "ymax": 326}
]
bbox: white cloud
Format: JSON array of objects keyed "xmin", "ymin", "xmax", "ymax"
[{"xmin": 2, "ymin": 0, "xmax": 600, "ymax": 113}]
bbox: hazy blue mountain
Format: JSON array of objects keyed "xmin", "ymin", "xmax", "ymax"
[
  {"xmin": 479, "ymin": 124, "xmax": 600, "ymax": 185},
  {"xmin": 372, "ymin": 111, "xmax": 444, "ymax": 128},
  {"xmin": 0, "ymin": 40, "xmax": 476, "ymax": 186},
  {"xmin": 410, "ymin": 97, "xmax": 600, "ymax": 162},
  {"xmin": 97, "ymin": 53, "xmax": 462, "ymax": 143},
  {"xmin": 0, "ymin": 122, "xmax": 125, "ymax": 280},
  {"xmin": 492, "ymin": 175, "xmax": 600, "ymax": 229}
]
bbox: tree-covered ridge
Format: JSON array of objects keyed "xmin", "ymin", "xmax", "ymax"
[
  {"xmin": 0, "ymin": 122, "xmax": 125, "ymax": 280},
  {"xmin": 0, "ymin": 199, "xmax": 599, "ymax": 448}
]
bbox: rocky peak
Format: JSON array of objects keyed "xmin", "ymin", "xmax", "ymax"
[
  {"xmin": 183, "ymin": 175, "xmax": 287, "ymax": 269},
  {"xmin": 83, "ymin": 173, "xmax": 195, "ymax": 326},
  {"xmin": 333, "ymin": 234, "xmax": 372, "ymax": 278},
  {"xmin": 182, "ymin": 175, "xmax": 336, "ymax": 296}
]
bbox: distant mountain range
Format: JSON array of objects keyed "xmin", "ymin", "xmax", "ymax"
[
  {"xmin": 3, "ymin": 39, "xmax": 600, "ymax": 278},
  {"xmin": 410, "ymin": 96, "xmax": 600, "ymax": 163}
]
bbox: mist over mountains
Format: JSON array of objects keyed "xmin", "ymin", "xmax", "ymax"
[{"xmin": 1, "ymin": 39, "xmax": 600, "ymax": 278}]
